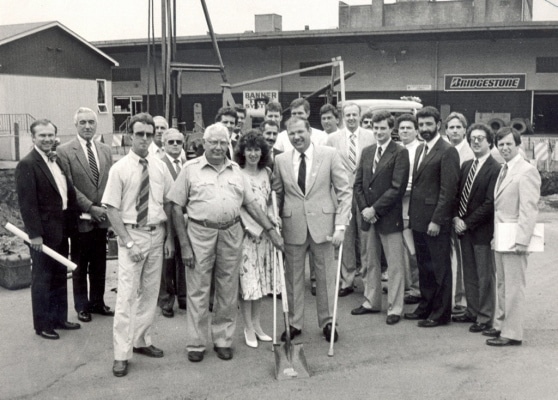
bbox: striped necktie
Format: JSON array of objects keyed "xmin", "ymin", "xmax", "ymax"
[
  {"xmin": 373, "ymin": 146, "xmax": 383, "ymax": 173},
  {"xmin": 348, "ymin": 133, "xmax": 357, "ymax": 171},
  {"xmin": 496, "ymin": 163, "xmax": 508, "ymax": 192},
  {"xmin": 136, "ymin": 158, "xmax": 149, "ymax": 226},
  {"xmin": 86, "ymin": 140, "xmax": 99, "ymax": 185},
  {"xmin": 173, "ymin": 159, "xmax": 181, "ymax": 173},
  {"xmin": 458, "ymin": 159, "xmax": 478, "ymax": 217}
]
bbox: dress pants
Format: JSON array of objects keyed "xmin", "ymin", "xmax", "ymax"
[
  {"xmin": 493, "ymin": 251, "xmax": 527, "ymax": 341},
  {"xmin": 340, "ymin": 198, "xmax": 364, "ymax": 290},
  {"xmin": 361, "ymin": 225, "xmax": 405, "ymax": 316},
  {"xmin": 284, "ymin": 231, "xmax": 336, "ymax": 330},
  {"xmin": 113, "ymin": 225, "xmax": 164, "ymax": 361},
  {"xmin": 402, "ymin": 219, "xmax": 420, "ymax": 297},
  {"xmin": 158, "ymin": 236, "xmax": 186, "ymax": 309},
  {"xmin": 450, "ymin": 231, "xmax": 467, "ymax": 308},
  {"xmin": 412, "ymin": 230, "xmax": 453, "ymax": 323},
  {"xmin": 185, "ymin": 221, "xmax": 242, "ymax": 352}
]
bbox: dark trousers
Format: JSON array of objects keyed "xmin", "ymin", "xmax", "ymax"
[
  {"xmin": 412, "ymin": 230, "xmax": 453, "ymax": 323},
  {"xmin": 158, "ymin": 236, "xmax": 186, "ymax": 309},
  {"xmin": 71, "ymin": 228, "xmax": 108, "ymax": 312}
]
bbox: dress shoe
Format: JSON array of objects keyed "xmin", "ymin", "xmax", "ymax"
[
  {"xmin": 161, "ymin": 307, "xmax": 174, "ymax": 318},
  {"xmin": 244, "ymin": 328, "xmax": 258, "ymax": 348},
  {"xmin": 418, "ymin": 319, "xmax": 447, "ymax": 328},
  {"xmin": 386, "ymin": 315, "xmax": 401, "ymax": 325},
  {"xmin": 486, "ymin": 337, "xmax": 522, "ymax": 347},
  {"xmin": 254, "ymin": 330, "xmax": 272, "ymax": 342},
  {"xmin": 452, "ymin": 305, "xmax": 467, "ymax": 315},
  {"xmin": 404, "ymin": 295, "xmax": 421, "ymax": 305},
  {"xmin": 351, "ymin": 305, "xmax": 380, "ymax": 315},
  {"xmin": 404, "ymin": 312, "xmax": 428, "ymax": 320},
  {"xmin": 338, "ymin": 286, "xmax": 354, "ymax": 297},
  {"xmin": 381, "ymin": 272, "xmax": 389, "ymax": 282},
  {"xmin": 482, "ymin": 328, "xmax": 501, "ymax": 338},
  {"xmin": 382, "ymin": 286, "xmax": 388, "ymax": 294},
  {"xmin": 36, "ymin": 329, "xmax": 60, "ymax": 340},
  {"xmin": 55, "ymin": 321, "xmax": 81, "ymax": 330},
  {"xmin": 214, "ymin": 346, "xmax": 233, "ymax": 360},
  {"xmin": 281, "ymin": 326, "xmax": 302, "ymax": 342},
  {"xmin": 133, "ymin": 345, "xmax": 164, "ymax": 358},
  {"xmin": 187, "ymin": 351, "xmax": 204, "ymax": 362},
  {"xmin": 311, "ymin": 282, "xmax": 316, "ymax": 296},
  {"xmin": 77, "ymin": 311, "xmax": 92, "ymax": 322},
  {"xmin": 452, "ymin": 314, "xmax": 476, "ymax": 323},
  {"xmin": 112, "ymin": 360, "xmax": 128, "ymax": 377},
  {"xmin": 323, "ymin": 323, "xmax": 339, "ymax": 343},
  {"xmin": 90, "ymin": 305, "xmax": 115, "ymax": 316},
  {"xmin": 469, "ymin": 322, "xmax": 490, "ymax": 333}
]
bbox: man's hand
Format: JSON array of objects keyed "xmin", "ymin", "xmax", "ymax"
[
  {"xmin": 515, "ymin": 243, "xmax": 528, "ymax": 255},
  {"xmin": 361, "ymin": 207, "xmax": 376, "ymax": 223},
  {"xmin": 427, "ymin": 222, "xmax": 441, "ymax": 237},
  {"xmin": 164, "ymin": 236, "xmax": 175, "ymax": 259},
  {"xmin": 453, "ymin": 217, "xmax": 467, "ymax": 235},
  {"xmin": 182, "ymin": 245, "xmax": 195, "ymax": 269},
  {"xmin": 128, "ymin": 243, "xmax": 144, "ymax": 262},
  {"xmin": 29, "ymin": 236, "xmax": 43, "ymax": 252},
  {"xmin": 90, "ymin": 205, "xmax": 107, "ymax": 223},
  {"xmin": 331, "ymin": 230, "xmax": 345, "ymax": 247},
  {"xmin": 267, "ymin": 230, "xmax": 284, "ymax": 252}
]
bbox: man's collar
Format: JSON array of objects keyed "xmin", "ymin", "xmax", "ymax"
[
  {"xmin": 454, "ymin": 140, "xmax": 466, "ymax": 152},
  {"xmin": 425, "ymin": 134, "xmax": 441, "ymax": 147},
  {"xmin": 201, "ymin": 153, "xmax": 232, "ymax": 169},
  {"xmin": 505, "ymin": 153, "xmax": 522, "ymax": 169},
  {"xmin": 295, "ymin": 143, "xmax": 314, "ymax": 158}
]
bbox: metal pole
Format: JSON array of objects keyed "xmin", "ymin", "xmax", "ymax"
[
  {"xmin": 200, "ymin": 0, "xmax": 228, "ymax": 84},
  {"xmin": 146, "ymin": 0, "xmax": 152, "ymax": 112},
  {"xmin": 338, "ymin": 58, "xmax": 346, "ymax": 104},
  {"xmin": 166, "ymin": 0, "xmax": 172, "ymax": 121},
  {"xmin": 161, "ymin": 0, "xmax": 167, "ymax": 117}
]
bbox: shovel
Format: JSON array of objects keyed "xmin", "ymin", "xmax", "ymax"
[{"xmin": 271, "ymin": 192, "xmax": 310, "ymax": 380}]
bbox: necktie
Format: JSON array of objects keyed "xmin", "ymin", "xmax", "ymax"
[
  {"xmin": 348, "ymin": 133, "xmax": 357, "ymax": 171},
  {"xmin": 47, "ymin": 151, "xmax": 57, "ymax": 162},
  {"xmin": 496, "ymin": 164, "xmax": 508, "ymax": 192},
  {"xmin": 373, "ymin": 146, "xmax": 383, "ymax": 173},
  {"xmin": 298, "ymin": 153, "xmax": 306, "ymax": 195},
  {"xmin": 86, "ymin": 140, "xmax": 99, "ymax": 185},
  {"xmin": 458, "ymin": 159, "xmax": 478, "ymax": 217},
  {"xmin": 418, "ymin": 145, "xmax": 429, "ymax": 168},
  {"xmin": 136, "ymin": 158, "xmax": 149, "ymax": 226},
  {"xmin": 174, "ymin": 159, "xmax": 181, "ymax": 173}
]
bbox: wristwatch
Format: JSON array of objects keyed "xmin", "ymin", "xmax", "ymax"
[{"xmin": 125, "ymin": 241, "xmax": 134, "ymax": 249}]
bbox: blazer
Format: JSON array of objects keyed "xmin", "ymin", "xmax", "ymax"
[
  {"xmin": 57, "ymin": 138, "xmax": 112, "ymax": 232},
  {"xmin": 455, "ymin": 155, "xmax": 501, "ymax": 244},
  {"xmin": 409, "ymin": 136, "xmax": 460, "ymax": 233},
  {"xmin": 494, "ymin": 156, "xmax": 541, "ymax": 246},
  {"xmin": 272, "ymin": 145, "xmax": 352, "ymax": 245},
  {"xmin": 15, "ymin": 148, "xmax": 78, "ymax": 246},
  {"xmin": 354, "ymin": 140, "xmax": 409, "ymax": 234}
]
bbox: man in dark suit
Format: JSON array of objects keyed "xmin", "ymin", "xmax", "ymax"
[
  {"xmin": 452, "ymin": 123, "xmax": 501, "ymax": 333},
  {"xmin": 352, "ymin": 110, "xmax": 409, "ymax": 325},
  {"xmin": 405, "ymin": 106, "xmax": 460, "ymax": 327},
  {"xmin": 15, "ymin": 119, "xmax": 80, "ymax": 340},
  {"xmin": 57, "ymin": 107, "xmax": 114, "ymax": 323},
  {"xmin": 215, "ymin": 107, "xmax": 238, "ymax": 159}
]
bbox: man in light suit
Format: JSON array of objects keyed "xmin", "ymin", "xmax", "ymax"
[
  {"xmin": 484, "ymin": 127, "xmax": 540, "ymax": 346},
  {"xmin": 405, "ymin": 106, "xmax": 460, "ymax": 327},
  {"xmin": 273, "ymin": 117, "xmax": 352, "ymax": 343},
  {"xmin": 452, "ymin": 123, "xmax": 501, "ymax": 333},
  {"xmin": 57, "ymin": 107, "xmax": 114, "ymax": 322},
  {"xmin": 326, "ymin": 102, "xmax": 376, "ymax": 297},
  {"xmin": 352, "ymin": 110, "xmax": 409, "ymax": 325}
]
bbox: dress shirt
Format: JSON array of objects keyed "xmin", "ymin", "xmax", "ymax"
[
  {"xmin": 76, "ymin": 135, "xmax": 100, "ymax": 168},
  {"xmin": 470, "ymin": 152, "xmax": 491, "ymax": 182},
  {"xmin": 165, "ymin": 153, "xmax": 182, "ymax": 173},
  {"xmin": 274, "ymin": 127, "xmax": 328, "ymax": 152},
  {"xmin": 35, "ymin": 146, "xmax": 68, "ymax": 210},
  {"xmin": 503, "ymin": 153, "xmax": 522, "ymax": 176},
  {"xmin": 376, "ymin": 139, "xmax": 391, "ymax": 161},
  {"xmin": 405, "ymin": 139, "xmax": 420, "ymax": 192},
  {"xmin": 292, "ymin": 144, "xmax": 314, "ymax": 191},
  {"xmin": 148, "ymin": 142, "xmax": 165, "ymax": 159}
]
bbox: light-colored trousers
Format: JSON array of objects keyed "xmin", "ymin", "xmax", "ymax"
[
  {"xmin": 451, "ymin": 231, "xmax": 467, "ymax": 307},
  {"xmin": 340, "ymin": 200, "xmax": 364, "ymax": 290},
  {"xmin": 113, "ymin": 225, "xmax": 164, "ymax": 361},
  {"xmin": 402, "ymin": 219, "xmax": 420, "ymax": 297}
]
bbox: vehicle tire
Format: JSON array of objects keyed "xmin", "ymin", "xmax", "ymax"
[
  {"xmin": 487, "ymin": 118, "xmax": 506, "ymax": 132},
  {"xmin": 510, "ymin": 118, "xmax": 528, "ymax": 135}
]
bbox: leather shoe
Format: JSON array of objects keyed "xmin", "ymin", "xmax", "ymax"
[
  {"xmin": 452, "ymin": 314, "xmax": 476, "ymax": 323},
  {"xmin": 417, "ymin": 319, "xmax": 445, "ymax": 328},
  {"xmin": 214, "ymin": 346, "xmax": 233, "ymax": 360},
  {"xmin": 187, "ymin": 351, "xmax": 204, "ymax": 362},
  {"xmin": 281, "ymin": 326, "xmax": 302, "ymax": 342},
  {"xmin": 311, "ymin": 283, "xmax": 316, "ymax": 296},
  {"xmin": 386, "ymin": 315, "xmax": 401, "ymax": 325},
  {"xmin": 112, "ymin": 360, "xmax": 128, "ymax": 377},
  {"xmin": 469, "ymin": 322, "xmax": 490, "ymax": 333},
  {"xmin": 452, "ymin": 305, "xmax": 467, "ymax": 315},
  {"xmin": 351, "ymin": 305, "xmax": 380, "ymax": 315},
  {"xmin": 36, "ymin": 329, "xmax": 59, "ymax": 340},
  {"xmin": 404, "ymin": 312, "xmax": 427, "ymax": 320},
  {"xmin": 244, "ymin": 328, "xmax": 258, "ymax": 348},
  {"xmin": 482, "ymin": 328, "xmax": 501, "ymax": 338},
  {"xmin": 338, "ymin": 287, "xmax": 354, "ymax": 297},
  {"xmin": 323, "ymin": 323, "xmax": 339, "ymax": 343},
  {"xmin": 486, "ymin": 337, "xmax": 522, "ymax": 347},
  {"xmin": 90, "ymin": 305, "xmax": 115, "ymax": 316},
  {"xmin": 161, "ymin": 307, "xmax": 174, "ymax": 318},
  {"xmin": 77, "ymin": 311, "xmax": 92, "ymax": 322},
  {"xmin": 133, "ymin": 345, "xmax": 164, "ymax": 358},
  {"xmin": 404, "ymin": 295, "xmax": 420, "ymax": 304},
  {"xmin": 55, "ymin": 321, "xmax": 81, "ymax": 330}
]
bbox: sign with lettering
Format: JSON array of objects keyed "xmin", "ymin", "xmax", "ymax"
[
  {"xmin": 243, "ymin": 90, "xmax": 279, "ymax": 109},
  {"xmin": 444, "ymin": 74, "xmax": 526, "ymax": 91}
]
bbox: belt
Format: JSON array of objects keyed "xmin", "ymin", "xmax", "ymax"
[
  {"xmin": 189, "ymin": 216, "xmax": 241, "ymax": 230},
  {"xmin": 125, "ymin": 223, "xmax": 159, "ymax": 232}
]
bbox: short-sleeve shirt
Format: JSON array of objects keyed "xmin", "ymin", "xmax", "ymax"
[
  {"xmin": 167, "ymin": 154, "xmax": 256, "ymax": 223},
  {"xmin": 102, "ymin": 150, "xmax": 173, "ymax": 225}
]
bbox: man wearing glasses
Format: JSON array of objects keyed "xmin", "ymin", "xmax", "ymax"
[{"xmin": 102, "ymin": 113, "xmax": 175, "ymax": 377}]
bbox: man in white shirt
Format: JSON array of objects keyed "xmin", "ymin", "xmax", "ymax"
[
  {"xmin": 148, "ymin": 116, "xmax": 168, "ymax": 159},
  {"xmin": 320, "ymin": 104, "xmax": 340, "ymax": 135}
]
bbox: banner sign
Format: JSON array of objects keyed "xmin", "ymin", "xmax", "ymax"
[
  {"xmin": 243, "ymin": 90, "xmax": 279, "ymax": 109},
  {"xmin": 444, "ymin": 74, "xmax": 526, "ymax": 91}
]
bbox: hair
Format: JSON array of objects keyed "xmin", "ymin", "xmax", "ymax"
[
  {"xmin": 445, "ymin": 112, "xmax": 468, "ymax": 129},
  {"xmin": 260, "ymin": 119, "xmax": 279, "ymax": 130},
  {"xmin": 162, "ymin": 128, "xmax": 184, "ymax": 143},
  {"xmin": 285, "ymin": 117, "xmax": 311, "ymax": 132},
  {"xmin": 30, "ymin": 119, "xmax": 57, "ymax": 136},
  {"xmin": 234, "ymin": 130, "xmax": 270, "ymax": 169},
  {"xmin": 265, "ymin": 101, "xmax": 283, "ymax": 115},
  {"xmin": 342, "ymin": 102, "xmax": 361, "ymax": 115},
  {"xmin": 289, "ymin": 98, "xmax": 310, "ymax": 114},
  {"xmin": 320, "ymin": 104, "xmax": 339, "ymax": 119},
  {"xmin": 153, "ymin": 115, "xmax": 169, "ymax": 128},
  {"xmin": 128, "ymin": 112, "xmax": 155, "ymax": 133},
  {"xmin": 495, "ymin": 126, "xmax": 522, "ymax": 146},
  {"xmin": 416, "ymin": 106, "xmax": 441, "ymax": 124},
  {"xmin": 214, "ymin": 107, "xmax": 238, "ymax": 124},
  {"xmin": 234, "ymin": 104, "xmax": 246, "ymax": 117},
  {"xmin": 395, "ymin": 113, "xmax": 418, "ymax": 130},
  {"xmin": 371, "ymin": 110, "xmax": 395, "ymax": 129},
  {"xmin": 466, "ymin": 122, "xmax": 495, "ymax": 149},
  {"xmin": 203, "ymin": 123, "xmax": 230, "ymax": 140},
  {"xmin": 360, "ymin": 109, "xmax": 374, "ymax": 123},
  {"xmin": 73, "ymin": 107, "xmax": 97, "ymax": 125}
]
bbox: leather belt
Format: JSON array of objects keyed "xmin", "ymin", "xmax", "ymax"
[
  {"xmin": 189, "ymin": 216, "xmax": 241, "ymax": 230},
  {"xmin": 125, "ymin": 224, "xmax": 159, "ymax": 232}
]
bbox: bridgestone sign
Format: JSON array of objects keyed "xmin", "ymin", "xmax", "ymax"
[{"xmin": 444, "ymin": 74, "xmax": 526, "ymax": 91}]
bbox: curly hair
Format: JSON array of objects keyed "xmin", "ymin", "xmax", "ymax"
[{"xmin": 234, "ymin": 130, "xmax": 270, "ymax": 169}]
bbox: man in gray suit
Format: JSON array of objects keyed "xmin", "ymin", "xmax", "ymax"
[{"xmin": 57, "ymin": 107, "xmax": 114, "ymax": 322}]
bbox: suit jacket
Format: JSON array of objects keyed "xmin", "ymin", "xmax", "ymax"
[
  {"xmin": 15, "ymin": 148, "xmax": 78, "ymax": 246},
  {"xmin": 409, "ymin": 136, "xmax": 460, "ymax": 233},
  {"xmin": 326, "ymin": 127, "xmax": 376, "ymax": 185},
  {"xmin": 57, "ymin": 138, "xmax": 112, "ymax": 232},
  {"xmin": 354, "ymin": 141, "xmax": 409, "ymax": 234},
  {"xmin": 494, "ymin": 156, "xmax": 541, "ymax": 246},
  {"xmin": 272, "ymin": 145, "xmax": 352, "ymax": 245},
  {"xmin": 455, "ymin": 155, "xmax": 501, "ymax": 244}
]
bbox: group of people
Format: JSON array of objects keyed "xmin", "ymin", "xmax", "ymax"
[{"xmin": 15, "ymin": 97, "xmax": 541, "ymax": 379}]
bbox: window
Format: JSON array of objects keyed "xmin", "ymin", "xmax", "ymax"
[
  {"xmin": 97, "ymin": 79, "xmax": 108, "ymax": 113},
  {"xmin": 112, "ymin": 67, "xmax": 141, "ymax": 82},
  {"xmin": 536, "ymin": 57, "xmax": 558, "ymax": 73},
  {"xmin": 299, "ymin": 61, "xmax": 331, "ymax": 77}
]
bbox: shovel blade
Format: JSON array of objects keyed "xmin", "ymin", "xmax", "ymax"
[{"xmin": 273, "ymin": 343, "xmax": 310, "ymax": 380}]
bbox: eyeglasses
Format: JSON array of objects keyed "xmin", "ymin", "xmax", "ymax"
[
  {"xmin": 205, "ymin": 139, "xmax": 229, "ymax": 147},
  {"xmin": 134, "ymin": 131, "xmax": 154, "ymax": 138},
  {"xmin": 167, "ymin": 140, "xmax": 183, "ymax": 145},
  {"xmin": 470, "ymin": 135, "xmax": 487, "ymax": 143}
]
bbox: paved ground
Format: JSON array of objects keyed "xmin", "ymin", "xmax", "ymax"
[{"xmin": 1, "ymin": 211, "xmax": 558, "ymax": 400}]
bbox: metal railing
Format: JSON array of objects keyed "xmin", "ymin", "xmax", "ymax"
[{"xmin": 0, "ymin": 114, "xmax": 35, "ymax": 135}]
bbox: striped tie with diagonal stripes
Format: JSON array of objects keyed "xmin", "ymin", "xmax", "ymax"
[
  {"xmin": 373, "ymin": 146, "xmax": 383, "ymax": 173},
  {"xmin": 348, "ymin": 133, "xmax": 357, "ymax": 171},
  {"xmin": 136, "ymin": 158, "xmax": 149, "ymax": 226},
  {"xmin": 458, "ymin": 159, "xmax": 478, "ymax": 217},
  {"xmin": 86, "ymin": 140, "xmax": 99, "ymax": 185}
]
